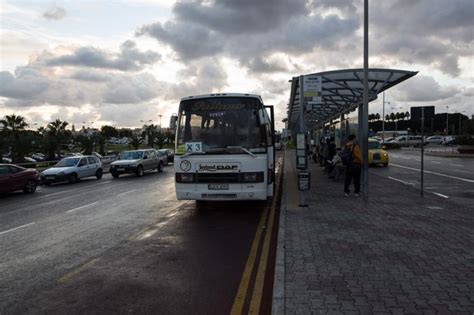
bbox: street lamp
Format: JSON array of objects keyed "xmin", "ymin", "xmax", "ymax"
[{"xmin": 382, "ymin": 92, "xmax": 390, "ymax": 144}]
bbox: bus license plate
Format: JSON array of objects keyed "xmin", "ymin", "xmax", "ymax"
[{"xmin": 208, "ymin": 184, "xmax": 229, "ymax": 190}]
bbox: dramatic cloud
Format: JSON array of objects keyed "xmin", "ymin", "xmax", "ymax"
[
  {"xmin": 371, "ymin": 0, "xmax": 474, "ymax": 76},
  {"xmin": 137, "ymin": 0, "xmax": 359, "ymax": 64},
  {"xmin": 42, "ymin": 6, "xmax": 66, "ymax": 20},
  {"xmin": 45, "ymin": 40, "xmax": 160, "ymax": 71},
  {"xmin": 0, "ymin": 67, "xmax": 49, "ymax": 99},
  {"xmin": 393, "ymin": 75, "xmax": 461, "ymax": 102}
]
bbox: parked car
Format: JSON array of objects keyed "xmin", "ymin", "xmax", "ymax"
[
  {"xmin": 426, "ymin": 135, "xmax": 445, "ymax": 145},
  {"xmin": 109, "ymin": 149, "xmax": 164, "ymax": 178},
  {"xmin": 368, "ymin": 139, "xmax": 389, "ymax": 166},
  {"xmin": 31, "ymin": 153, "xmax": 47, "ymax": 161},
  {"xmin": 0, "ymin": 164, "xmax": 40, "ymax": 194},
  {"xmin": 442, "ymin": 136, "xmax": 458, "ymax": 146},
  {"xmin": 41, "ymin": 156, "xmax": 103, "ymax": 185},
  {"xmin": 391, "ymin": 135, "xmax": 427, "ymax": 147},
  {"xmin": 1, "ymin": 157, "xmax": 13, "ymax": 163},
  {"xmin": 23, "ymin": 157, "xmax": 37, "ymax": 163},
  {"xmin": 158, "ymin": 149, "xmax": 174, "ymax": 163}
]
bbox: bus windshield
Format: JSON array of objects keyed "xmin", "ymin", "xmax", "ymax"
[{"xmin": 176, "ymin": 97, "xmax": 270, "ymax": 154}]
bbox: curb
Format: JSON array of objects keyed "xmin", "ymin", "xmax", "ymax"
[{"xmin": 272, "ymin": 151, "xmax": 286, "ymax": 315}]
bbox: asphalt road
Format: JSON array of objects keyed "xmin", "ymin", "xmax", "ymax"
[
  {"xmin": 370, "ymin": 147, "xmax": 474, "ymax": 206},
  {"xmin": 0, "ymin": 163, "xmax": 277, "ymax": 314}
]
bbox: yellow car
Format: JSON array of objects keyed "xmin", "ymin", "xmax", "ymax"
[{"xmin": 368, "ymin": 139, "xmax": 389, "ymax": 166}]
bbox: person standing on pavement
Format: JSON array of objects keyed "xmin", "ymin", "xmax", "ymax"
[{"xmin": 343, "ymin": 134, "xmax": 362, "ymax": 197}]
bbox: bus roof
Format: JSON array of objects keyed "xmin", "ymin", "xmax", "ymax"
[{"xmin": 180, "ymin": 93, "xmax": 262, "ymax": 102}]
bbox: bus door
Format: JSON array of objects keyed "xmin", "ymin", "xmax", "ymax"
[{"xmin": 265, "ymin": 105, "xmax": 275, "ymax": 196}]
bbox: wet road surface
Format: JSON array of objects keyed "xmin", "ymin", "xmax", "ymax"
[
  {"xmin": 0, "ymin": 163, "xmax": 279, "ymax": 314},
  {"xmin": 369, "ymin": 148, "xmax": 474, "ymax": 206}
]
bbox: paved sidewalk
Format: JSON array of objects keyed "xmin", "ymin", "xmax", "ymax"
[{"xmin": 273, "ymin": 150, "xmax": 474, "ymax": 314}]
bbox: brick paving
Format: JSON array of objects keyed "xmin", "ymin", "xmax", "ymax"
[{"xmin": 278, "ymin": 150, "xmax": 474, "ymax": 314}]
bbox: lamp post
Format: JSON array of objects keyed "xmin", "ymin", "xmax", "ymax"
[
  {"xmin": 382, "ymin": 92, "xmax": 390, "ymax": 144},
  {"xmin": 459, "ymin": 110, "xmax": 466, "ymax": 136},
  {"xmin": 446, "ymin": 106, "xmax": 449, "ymax": 137}
]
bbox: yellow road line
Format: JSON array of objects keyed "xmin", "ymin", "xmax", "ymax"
[
  {"xmin": 230, "ymin": 206, "xmax": 269, "ymax": 315},
  {"xmin": 58, "ymin": 258, "xmax": 98, "ymax": 283},
  {"xmin": 248, "ymin": 178, "xmax": 280, "ymax": 314}
]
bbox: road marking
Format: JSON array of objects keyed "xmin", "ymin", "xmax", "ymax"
[
  {"xmin": 117, "ymin": 189, "xmax": 137, "ymax": 196},
  {"xmin": 452, "ymin": 169, "xmax": 473, "ymax": 174},
  {"xmin": 66, "ymin": 201, "xmax": 98, "ymax": 213},
  {"xmin": 390, "ymin": 163, "xmax": 474, "ymax": 183},
  {"xmin": 388, "ymin": 176, "xmax": 415, "ymax": 186},
  {"xmin": 231, "ymin": 157, "xmax": 283, "ymax": 315},
  {"xmin": 430, "ymin": 161, "xmax": 441, "ymax": 164},
  {"xmin": 450, "ymin": 164, "xmax": 463, "ymax": 167},
  {"xmin": 38, "ymin": 191, "xmax": 68, "ymax": 198},
  {"xmin": 429, "ymin": 191, "xmax": 449, "ymax": 199},
  {"xmin": 249, "ymin": 188, "xmax": 279, "ymax": 314},
  {"xmin": 0, "ymin": 222, "xmax": 36, "ymax": 236},
  {"xmin": 230, "ymin": 206, "xmax": 269, "ymax": 315},
  {"xmin": 58, "ymin": 258, "xmax": 98, "ymax": 283}
]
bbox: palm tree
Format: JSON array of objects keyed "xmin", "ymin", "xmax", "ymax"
[
  {"xmin": 129, "ymin": 135, "xmax": 143, "ymax": 150},
  {"xmin": 44, "ymin": 119, "xmax": 70, "ymax": 159},
  {"xmin": 142, "ymin": 124, "xmax": 159, "ymax": 148},
  {"xmin": 405, "ymin": 111, "xmax": 410, "ymax": 121},
  {"xmin": 0, "ymin": 115, "xmax": 29, "ymax": 162}
]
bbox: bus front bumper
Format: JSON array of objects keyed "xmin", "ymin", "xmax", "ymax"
[{"xmin": 175, "ymin": 183, "xmax": 268, "ymax": 201}]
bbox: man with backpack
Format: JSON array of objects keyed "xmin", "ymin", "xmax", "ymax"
[{"xmin": 341, "ymin": 134, "xmax": 362, "ymax": 197}]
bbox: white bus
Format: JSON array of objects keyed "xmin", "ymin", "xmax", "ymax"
[{"xmin": 174, "ymin": 93, "xmax": 275, "ymax": 201}]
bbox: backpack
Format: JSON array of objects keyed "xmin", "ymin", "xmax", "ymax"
[{"xmin": 340, "ymin": 145, "xmax": 355, "ymax": 166}]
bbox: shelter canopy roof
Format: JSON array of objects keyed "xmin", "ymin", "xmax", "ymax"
[{"xmin": 287, "ymin": 68, "xmax": 418, "ymax": 130}]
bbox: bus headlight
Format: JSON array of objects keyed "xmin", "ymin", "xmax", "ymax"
[
  {"xmin": 241, "ymin": 172, "xmax": 264, "ymax": 183},
  {"xmin": 176, "ymin": 173, "xmax": 195, "ymax": 183}
]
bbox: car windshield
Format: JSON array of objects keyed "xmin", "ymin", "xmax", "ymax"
[
  {"xmin": 176, "ymin": 97, "xmax": 269, "ymax": 154},
  {"xmin": 56, "ymin": 158, "xmax": 80, "ymax": 167},
  {"xmin": 368, "ymin": 142, "xmax": 382, "ymax": 149},
  {"xmin": 121, "ymin": 151, "xmax": 144, "ymax": 160}
]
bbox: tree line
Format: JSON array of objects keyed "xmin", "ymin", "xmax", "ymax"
[
  {"xmin": 368, "ymin": 111, "xmax": 411, "ymax": 122},
  {"xmin": 0, "ymin": 115, "xmax": 174, "ymax": 163}
]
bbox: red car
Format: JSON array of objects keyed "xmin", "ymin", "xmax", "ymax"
[{"xmin": 0, "ymin": 164, "xmax": 40, "ymax": 194}]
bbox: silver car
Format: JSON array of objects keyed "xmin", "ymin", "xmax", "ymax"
[
  {"xmin": 41, "ymin": 156, "xmax": 103, "ymax": 185},
  {"xmin": 109, "ymin": 149, "xmax": 164, "ymax": 178}
]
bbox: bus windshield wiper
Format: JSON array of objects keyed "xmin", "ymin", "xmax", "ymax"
[
  {"xmin": 182, "ymin": 151, "xmax": 206, "ymax": 157},
  {"xmin": 226, "ymin": 146, "xmax": 256, "ymax": 158}
]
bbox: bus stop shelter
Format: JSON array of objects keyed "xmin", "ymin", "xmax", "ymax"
[{"xmin": 287, "ymin": 68, "xmax": 417, "ymax": 201}]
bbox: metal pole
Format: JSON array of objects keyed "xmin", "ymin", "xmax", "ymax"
[
  {"xmin": 362, "ymin": 0, "xmax": 369, "ymax": 201},
  {"xmin": 382, "ymin": 92, "xmax": 385, "ymax": 144},
  {"xmin": 459, "ymin": 113, "xmax": 462, "ymax": 136},
  {"xmin": 421, "ymin": 107, "xmax": 424, "ymax": 197},
  {"xmin": 299, "ymin": 75, "xmax": 307, "ymax": 207}
]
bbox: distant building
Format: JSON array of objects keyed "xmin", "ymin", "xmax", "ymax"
[
  {"xmin": 169, "ymin": 114, "xmax": 178, "ymax": 130},
  {"xmin": 410, "ymin": 106, "xmax": 435, "ymax": 122}
]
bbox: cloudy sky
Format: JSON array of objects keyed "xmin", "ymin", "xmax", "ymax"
[{"xmin": 1, "ymin": 0, "xmax": 473, "ymax": 130}]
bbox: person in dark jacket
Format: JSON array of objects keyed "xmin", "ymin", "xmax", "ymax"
[{"xmin": 344, "ymin": 134, "xmax": 362, "ymax": 197}]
